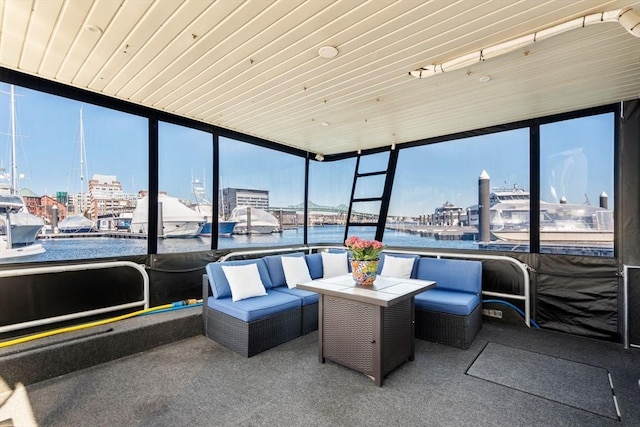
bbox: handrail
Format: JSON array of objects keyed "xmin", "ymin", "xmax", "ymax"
[
  {"xmin": 217, "ymin": 246, "xmax": 532, "ymax": 327},
  {"xmin": 0, "ymin": 261, "xmax": 149, "ymax": 334}
]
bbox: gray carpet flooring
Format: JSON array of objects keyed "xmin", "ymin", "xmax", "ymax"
[
  {"xmin": 17, "ymin": 320, "xmax": 640, "ymax": 426},
  {"xmin": 467, "ymin": 342, "xmax": 618, "ymax": 420}
]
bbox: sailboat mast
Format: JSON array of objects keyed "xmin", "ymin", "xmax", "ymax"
[
  {"xmin": 79, "ymin": 107, "xmax": 86, "ymax": 214},
  {"xmin": 10, "ymin": 85, "xmax": 17, "ymax": 194}
]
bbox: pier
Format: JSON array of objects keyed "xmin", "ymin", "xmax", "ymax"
[
  {"xmin": 385, "ymin": 224, "xmax": 479, "ymax": 241},
  {"xmin": 39, "ymin": 231, "xmax": 148, "ymax": 240}
]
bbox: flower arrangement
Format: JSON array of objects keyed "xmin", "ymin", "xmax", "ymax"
[{"xmin": 344, "ymin": 236, "xmax": 385, "ymax": 261}]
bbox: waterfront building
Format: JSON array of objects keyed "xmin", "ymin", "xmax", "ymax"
[
  {"xmin": 87, "ymin": 174, "xmax": 136, "ymax": 220},
  {"xmin": 221, "ymin": 187, "xmax": 270, "ymax": 215},
  {"xmin": 433, "ymin": 201, "xmax": 465, "ymax": 227},
  {"xmin": 34, "ymin": 195, "xmax": 67, "ymax": 225}
]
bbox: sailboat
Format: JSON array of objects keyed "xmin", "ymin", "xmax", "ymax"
[
  {"xmin": 191, "ymin": 178, "xmax": 237, "ymax": 236},
  {"xmin": 0, "ymin": 85, "xmax": 45, "ymax": 258},
  {"xmin": 58, "ymin": 107, "xmax": 97, "ymax": 233}
]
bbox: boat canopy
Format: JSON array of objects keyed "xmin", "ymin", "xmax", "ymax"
[{"xmin": 131, "ymin": 194, "xmax": 207, "ymax": 225}]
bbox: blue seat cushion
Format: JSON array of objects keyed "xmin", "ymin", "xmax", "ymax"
[
  {"xmin": 264, "ymin": 253, "xmax": 305, "ymax": 287},
  {"xmin": 205, "ymin": 259, "xmax": 274, "ymax": 299},
  {"xmin": 271, "ymin": 285, "xmax": 319, "ymax": 305},
  {"xmin": 416, "ymin": 257, "xmax": 482, "ymax": 294},
  {"xmin": 206, "ymin": 290, "xmax": 301, "ymax": 322},
  {"xmin": 414, "ymin": 289, "xmax": 480, "ymax": 316}
]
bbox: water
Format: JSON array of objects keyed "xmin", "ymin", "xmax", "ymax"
[{"xmin": 1, "ymin": 225, "xmax": 481, "ymax": 265}]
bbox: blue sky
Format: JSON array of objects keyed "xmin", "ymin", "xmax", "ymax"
[{"xmin": 1, "ymin": 83, "xmax": 614, "ymax": 216}]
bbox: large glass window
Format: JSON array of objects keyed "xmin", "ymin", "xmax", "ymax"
[
  {"xmin": 308, "ymin": 157, "xmax": 356, "ymax": 243},
  {"xmin": 156, "ymin": 122, "xmax": 212, "ymax": 253},
  {"xmin": 387, "ymin": 129, "xmax": 529, "ymax": 250},
  {"xmin": 219, "ymin": 137, "xmax": 305, "ymax": 249},
  {"xmin": 0, "ymin": 83, "xmax": 148, "ymax": 263},
  {"xmin": 539, "ymin": 113, "xmax": 614, "ymax": 257}
]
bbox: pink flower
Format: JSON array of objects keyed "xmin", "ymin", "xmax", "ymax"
[{"xmin": 344, "ymin": 235, "xmax": 385, "ymax": 260}]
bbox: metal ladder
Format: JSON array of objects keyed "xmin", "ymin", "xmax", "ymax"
[{"xmin": 344, "ymin": 148, "xmax": 399, "ymax": 242}]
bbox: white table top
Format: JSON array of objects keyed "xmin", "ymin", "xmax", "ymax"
[{"xmin": 297, "ymin": 274, "xmax": 436, "ymax": 307}]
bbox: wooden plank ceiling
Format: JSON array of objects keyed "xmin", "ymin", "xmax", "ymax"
[{"xmin": 1, "ymin": 0, "xmax": 639, "ymax": 156}]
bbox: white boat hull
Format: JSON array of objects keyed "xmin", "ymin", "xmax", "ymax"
[
  {"xmin": 0, "ymin": 240, "xmax": 45, "ymax": 259},
  {"xmin": 228, "ymin": 206, "xmax": 280, "ymax": 235},
  {"xmin": 232, "ymin": 223, "xmax": 278, "ymax": 235},
  {"xmin": 0, "ymin": 211, "xmax": 45, "ymax": 247},
  {"xmin": 492, "ymin": 230, "xmax": 613, "ymax": 243},
  {"xmin": 130, "ymin": 194, "xmax": 206, "ymax": 238}
]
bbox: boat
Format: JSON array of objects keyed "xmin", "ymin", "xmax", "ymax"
[
  {"xmin": 469, "ymin": 186, "xmax": 613, "ymax": 243},
  {"xmin": 229, "ymin": 206, "xmax": 280, "ymax": 234},
  {"xmin": 0, "ymin": 194, "xmax": 44, "ymax": 258},
  {"xmin": 130, "ymin": 193, "xmax": 206, "ymax": 238},
  {"xmin": 190, "ymin": 178, "xmax": 237, "ymax": 236},
  {"xmin": 58, "ymin": 215, "xmax": 97, "ymax": 233},
  {"xmin": 59, "ymin": 106, "xmax": 98, "ymax": 234},
  {"xmin": 0, "ymin": 85, "xmax": 45, "ymax": 253}
]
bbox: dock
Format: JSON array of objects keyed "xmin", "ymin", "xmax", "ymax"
[
  {"xmin": 39, "ymin": 231, "xmax": 148, "ymax": 240},
  {"xmin": 385, "ymin": 224, "xmax": 479, "ymax": 241}
]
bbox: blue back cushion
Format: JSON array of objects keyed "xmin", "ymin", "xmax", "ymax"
[
  {"xmin": 416, "ymin": 257, "xmax": 482, "ymax": 294},
  {"xmin": 264, "ymin": 252, "xmax": 305, "ymax": 287},
  {"xmin": 305, "ymin": 253, "xmax": 323, "ymax": 279},
  {"xmin": 205, "ymin": 259, "xmax": 274, "ymax": 299},
  {"xmin": 376, "ymin": 253, "xmax": 420, "ymax": 278}
]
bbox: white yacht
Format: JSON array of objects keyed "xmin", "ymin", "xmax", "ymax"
[
  {"xmin": 229, "ymin": 206, "xmax": 280, "ymax": 234},
  {"xmin": 130, "ymin": 193, "xmax": 206, "ymax": 238}
]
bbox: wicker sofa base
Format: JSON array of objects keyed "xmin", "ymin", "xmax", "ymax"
[
  {"xmin": 301, "ymin": 302, "xmax": 318, "ymax": 335},
  {"xmin": 415, "ymin": 303, "xmax": 482, "ymax": 350},
  {"xmin": 204, "ymin": 305, "xmax": 302, "ymax": 357}
]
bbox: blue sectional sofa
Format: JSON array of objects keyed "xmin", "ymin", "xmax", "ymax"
[
  {"xmin": 203, "ymin": 250, "xmax": 483, "ymax": 356},
  {"xmin": 414, "ymin": 257, "xmax": 483, "ymax": 349},
  {"xmin": 203, "ymin": 252, "xmax": 331, "ymax": 357}
]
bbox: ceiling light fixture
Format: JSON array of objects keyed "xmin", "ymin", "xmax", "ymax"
[
  {"xmin": 409, "ymin": 8, "xmax": 640, "ymax": 79},
  {"xmin": 318, "ymin": 46, "xmax": 339, "ymax": 59},
  {"xmin": 321, "ymin": 122, "xmax": 330, "ymax": 127},
  {"xmin": 619, "ymin": 8, "xmax": 640, "ymax": 37},
  {"xmin": 478, "ymin": 75, "xmax": 491, "ymax": 83},
  {"xmin": 315, "ymin": 153, "xmax": 324, "ymax": 161}
]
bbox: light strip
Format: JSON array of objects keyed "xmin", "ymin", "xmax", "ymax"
[{"xmin": 410, "ymin": 8, "xmax": 640, "ymax": 79}]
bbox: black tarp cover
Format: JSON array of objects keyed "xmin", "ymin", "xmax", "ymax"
[{"xmin": 535, "ymin": 254, "xmax": 618, "ymax": 339}]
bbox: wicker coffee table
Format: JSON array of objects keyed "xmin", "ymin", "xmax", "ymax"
[{"xmin": 297, "ymin": 275, "xmax": 435, "ymax": 386}]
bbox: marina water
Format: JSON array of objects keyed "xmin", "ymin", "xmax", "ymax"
[{"xmin": 5, "ymin": 225, "xmax": 479, "ymax": 264}]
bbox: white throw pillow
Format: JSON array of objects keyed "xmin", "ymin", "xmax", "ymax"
[
  {"xmin": 222, "ymin": 263, "xmax": 267, "ymax": 302},
  {"xmin": 321, "ymin": 252, "xmax": 349, "ymax": 278},
  {"xmin": 281, "ymin": 256, "xmax": 312, "ymax": 289},
  {"xmin": 380, "ymin": 255, "xmax": 415, "ymax": 279}
]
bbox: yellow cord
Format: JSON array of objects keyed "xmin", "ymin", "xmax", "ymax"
[{"xmin": 0, "ymin": 303, "xmax": 174, "ymax": 349}]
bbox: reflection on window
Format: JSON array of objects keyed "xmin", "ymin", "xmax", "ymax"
[
  {"xmin": 308, "ymin": 158, "xmax": 355, "ymax": 243},
  {"xmin": 0, "ymin": 83, "xmax": 148, "ymax": 264},
  {"xmin": 219, "ymin": 137, "xmax": 305, "ymax": 249},
  {"xmin": 358, "ymin": 151, "xmax": 389, "ymax": 174},
  {"xmin": 354, "ymin": 174, "xmax": 385, "ymax": 199},
  {"xmin": 387, "ymin": 129, "xmax": 529, "ymax": 251},
  {"xmin": 350, "ymin": 201, "xmax": 381, "ymax": 224},
  {"xmin": 539, "ymin": 113, "xmax": 614, "ymax": 257},
  {"xmin": 345, "ymin": 226, "xmax": 377, "ymax": 241},
  {"xmin": 157, "ymin": 122, "xmax": 212, "ymax": 253}
]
